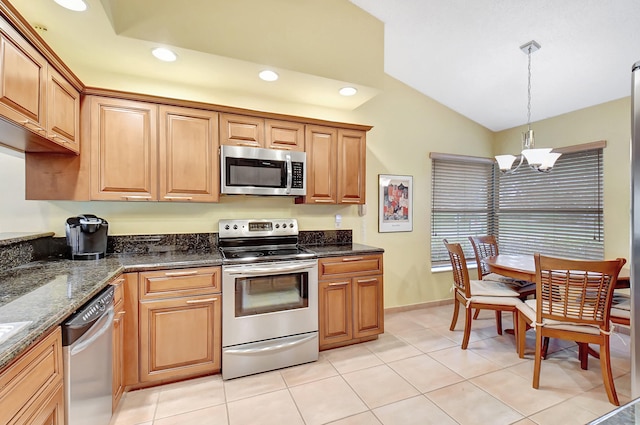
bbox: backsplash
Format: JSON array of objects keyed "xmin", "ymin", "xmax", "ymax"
[{"xmin": 0, "ymin": 230, "xmax": 353, "ymax": 273}]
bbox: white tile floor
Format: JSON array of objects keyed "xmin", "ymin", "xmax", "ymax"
[{"xmin": 109, "ymin": 304, "xmax": 632, "ymax": 425}]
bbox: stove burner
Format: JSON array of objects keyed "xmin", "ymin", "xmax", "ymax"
[{"xmin": 225, "ymin": 251, "xmax": 265, "ymax": 259}]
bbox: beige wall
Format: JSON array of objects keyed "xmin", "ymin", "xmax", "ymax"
[{"xmin": 493, "ymin": 97, "xmax": 631, "ymax": 261}]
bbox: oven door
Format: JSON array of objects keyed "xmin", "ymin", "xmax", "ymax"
[{"xmin": 222, "ymin": 259, "xmax": 318, "ymax": 347}]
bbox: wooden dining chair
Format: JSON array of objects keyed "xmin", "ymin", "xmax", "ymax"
[
  {"xmin": 610, "ymin": 290, "xmax": 631, "ymax": 327},
  {"xmin": 443, "ymin": 239, "xmax": 524, "ymax": 349},
  {"xmin": 516, "ymin": 253, "xmax": 626, "ymax": 405}
]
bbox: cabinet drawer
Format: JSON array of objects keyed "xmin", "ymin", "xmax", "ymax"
[
  {"xmin": 139, "ymin": 267, "xmax": 221, "ymax": 300},
  {"xmin": 0, "ymin": 327, "xmax": 63, "ymax": 425},
  {"xmin": 111, "ymin": 276, "xmax": 125, "ymax": 305},
  {"xmin": 318, "ymin": 254, "xmax": 383, "ymax": 279}
]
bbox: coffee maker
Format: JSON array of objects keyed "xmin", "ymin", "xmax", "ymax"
[{"xmin": 65, "ymin": 215, "xmax": 109, "ymax": 260}]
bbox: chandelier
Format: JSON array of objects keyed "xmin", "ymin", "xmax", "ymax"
[{"xmin": 495, "ymin": 40, "xmax": 561, "ymax": 173}]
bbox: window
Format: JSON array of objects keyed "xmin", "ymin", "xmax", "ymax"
[
  {"xmin": 497, "ymin": 147, "xmax": 603, "ymax": 259},
  {"xmin": 430, "ymin": 153, "xmax": 495, "ymax": 266},
  {"xmin": 430, "ymin": 143, "xmax": 604, "ymax": 268}
]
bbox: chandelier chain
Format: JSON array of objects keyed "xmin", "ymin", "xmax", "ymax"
[{"xmin": 527, "ymin": 45, "xmax": 532, "ymax": 129}]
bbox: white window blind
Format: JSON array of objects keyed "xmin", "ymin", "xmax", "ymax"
[
  {"xmin": 497, "ymin": 148, "xmax": 603, "ymax": 259},
  {"xmin": 431, "ymin": 155, "xmax": 495, "ymax": 266}
]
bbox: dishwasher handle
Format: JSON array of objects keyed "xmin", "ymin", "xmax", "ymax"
[{"xmin": 69, "ymin": 306, "xmax": 114, "ymax": 356}]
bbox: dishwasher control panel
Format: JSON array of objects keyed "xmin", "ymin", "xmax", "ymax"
[{"xmin": 62, "ymin": 285, "xmax": 114, "ymax": 346}]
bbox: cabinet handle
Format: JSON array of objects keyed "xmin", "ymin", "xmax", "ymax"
[
  {"xmin": 237, "ymin": 142, "xmax": 260, "ymax": 147},
  {"xmin": 341, "ymin": 200, "xmax": 360, "ymax": 204},
  {"xmin": 314, "ymin": 200, "xmax": 335, "ymax": 203},
  {"xmin": 122, "ymin": 195, "xmax": 152, "ymax": 200},
  {"xmin": 342, "ymin": 257, "xmax": 364, "ymax": 262},
  {"xmin": 329, "ymin": 281, "xmax": 349, "ymax": 286},
  {"xmin": 21, "ymin": 119, "xmax": 45, "ymax": 133},
  {"xmin": 357, "ymin": 278, "xmax": 378, "ymax": 283},
  {"xmin": 163, "ymin": 196, "xmax": 193, "ymax": 200},
  {"xmin": 272, "ymin": 146, "xmax": 291, "ymax": 150},
  {"xmin": 49, "ymin": 134, "xmax": 67, "ymax": 142},
  {"xmin": 186, "ymin": 297, "xmax": 218, "ymax": 304},
  {"xmin": 164, "ymin": 270, "xmax": 199, "ymax": 277}
]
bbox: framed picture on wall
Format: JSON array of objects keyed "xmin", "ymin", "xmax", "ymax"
[{"xmin": 378, "ymin": 174, "xmax": 413, "ymax": 232}]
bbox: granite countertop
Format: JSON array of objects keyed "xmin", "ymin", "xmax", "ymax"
[{"xmin": 0, "ymin": 243, "xmax": 382, "ymax": 371}]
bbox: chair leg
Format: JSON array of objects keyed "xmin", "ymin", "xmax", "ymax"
[
  {"xmin": 533, "ymin": 328, "xmax": 543, "ymax": 389},
  {"xmin": 517, "ymin": 312, "xmax": 527, "ymax": 358},
  {"xmin": 450, "ymin": 298, "xmax": 461, "ymax": 331},
  {"xmin": 495, "ymin": 311, "xmax": 503, "ymax": 335},
  {"xmin": 462, "ymin": 305, "xmax": 473, "ymax": 349},
  {"xmin": 599, "ymin": 338, "xmax": 620, "ymax": 406},
  {"xmin": 541, "ymin": 337, "xmax": 550, "ymax": 359},
  {"xmin": 473, "ymin": 309, "xmax": 480, "ymax": 320},
  {"xmin": 578, "ymin": 343, "xmax": 589, "ymax": 370}
]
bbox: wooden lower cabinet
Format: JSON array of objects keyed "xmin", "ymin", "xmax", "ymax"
[
  {"xmin": 111, "ymin": 276, "xmax": 126, "ymax": 411},
  {"xmin": 138, "ymin": 267, "xmax": 222, "ymax": 383},
  {"xmin": 318, "ymin": 254, "xmax": 384, "ymax": 350},
  {"xmin": 0, "ymin": 327, "xmax": 64, "ymax": 425}
]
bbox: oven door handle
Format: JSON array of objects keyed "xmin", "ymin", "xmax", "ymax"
[
  {"xmin": 226, "ymin": 262, "xmax": 315, "ymax": 276},
  {"xmin": 224, "ymin": 333, "xmax": 316, "ymax": 355}
]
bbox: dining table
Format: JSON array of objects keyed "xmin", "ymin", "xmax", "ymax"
[
  {"xmin": 482, "ymin": 254, "xmax": 631, "ymax": 289},
  {"xmin": 483, "ymin": 254, "xmax": 630, "ymax": 364}
]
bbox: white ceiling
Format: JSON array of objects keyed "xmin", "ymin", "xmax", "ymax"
[{"xmin": 9, "ymin": 0, "xmax": 640, "ymax": 131}]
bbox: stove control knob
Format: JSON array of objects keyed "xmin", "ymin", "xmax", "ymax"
[
  {"xmin": 224, "ymin": 225, "xmax": 230, "ymax": 230},
  {"xmin": 233, "ymin": 225, "xmax": 238, "ymax": 230},
  {"xmin": 275, "ymin": 224, "xmax": 280, "ymax": 229}
]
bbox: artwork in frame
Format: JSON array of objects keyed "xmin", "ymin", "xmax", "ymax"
[{"xmin": 378, "ymin": 174, "xmax": 413, "ymax": 232}]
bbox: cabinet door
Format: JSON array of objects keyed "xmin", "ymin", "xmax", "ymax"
[
  {"xmin": 337, "ymin": 129, "xmax": 366, "ymax": 204},
  {"xmin": 303, "ymin": 125, "xmax": 337, "ymax": 203},
  {"xmin": 220, "ymin": 113, "xmax": 263, "ymax": 147},
  {"xmin": 353, "ymin": 275, "xmax": 384, "ymax": 338},
  {"xmin": 159, "ymin": 105, "xmax": 219, "ymax": 202},
  {"xmin": 319, "ymin": 279, "xmax": 353, "ymax": 348},
  {"xmin": 0, "ymin": 18, "xmax": 46, "ymax": 133},
  {"xmin": 265, "ymin": 119, "xmax": 304, "ymax": 151},
  {"xmin": 139, "ymin": 294, "xmax": 221, "ymax": 382},
  {"xmin": 47, "ymin": 67, "xmax": 79, "ymax": 153},
  {"xmin": 90, "ymin": 96, "xmax": 158, "ymax": 200},
  {"xmin": 21, "ymin": 383, "xmax": 64, "ymax": 425}
]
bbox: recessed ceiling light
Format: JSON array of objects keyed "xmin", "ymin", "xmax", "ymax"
[
  {"xmin": 152, "ymin": 47, "xmax": 177, "ymax": 62},
  {"xmin": 259, "ymin": 70, "xmax": 279, "ymax": 82},
  {"xmin": 53, "ymin": 0, "xmax": 87, "ymax": 11},
  {"xmin": 339, "ymin": 87, "xmax": 357, "ymax": 96}
]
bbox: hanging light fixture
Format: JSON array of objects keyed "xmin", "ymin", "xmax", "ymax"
[{"xmin": 495, "ymin": 40, "xmax": 561, "ymax": 173}]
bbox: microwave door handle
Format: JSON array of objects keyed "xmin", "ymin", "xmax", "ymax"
[{"xmin": 286, "ymin": 154, "xmax": 292, "ymax": 194}]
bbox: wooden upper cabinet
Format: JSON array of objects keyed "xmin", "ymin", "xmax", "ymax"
[
  {"xmin": 0, "ymin": 17, "xmax": 46, "ymax": 132},
  {"xmin": 301, "ymin": 126, "xmax": 366, "ymax": 205},
  {"xmin": 47, "ymin": 66, "xmax": 79, "ymax": 153},
  {"xmin": 265, "ymin": 119, "xmax": 304, "ymax": 151},
  {"xmin": 337, "ymin": 129, "xmax": 366, "ymax": 204},
  {"xmin": 159, "ymin": 105, "xmax": 219, "ymax": 202},
  {"xmin": 220, "ymin": 113, "xmax": 264, "ymax": 148},
  {"xmin": 300, "ymin": 125, "xmax": 337, "ymax": 204},
  {"xmin": 220, "ymin": 114, "xmax": 304, "ymax": 151},
  {"xmin": 89, "ymin": 96, "xmax": 158, "ymax": 201}
]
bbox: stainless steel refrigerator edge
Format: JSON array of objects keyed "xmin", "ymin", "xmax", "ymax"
[{"xmin": 630, "ymin": 61, "xmax": 640, "ymax": 398}]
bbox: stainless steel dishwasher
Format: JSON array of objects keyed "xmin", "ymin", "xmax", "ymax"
[{"xmin": 62, "ymin": 285, "xmax": 115, "ymax": 425}]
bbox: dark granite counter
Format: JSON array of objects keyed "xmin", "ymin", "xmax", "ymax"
[{"xmin": 0, "ymin": 242, "xmax": 382, "ymax": 371}]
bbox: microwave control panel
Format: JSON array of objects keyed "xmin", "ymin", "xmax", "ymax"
[{"xmin": 292, "ymin": 162, "xmax": 304, "ymax": 188}]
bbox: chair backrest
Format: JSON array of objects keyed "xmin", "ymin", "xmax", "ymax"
[
  {"xmin": 443, "ymin": 239, "xmax": 472, "ymax": 298},
  {"xmin": 469, "ymin": 235, "xmax": 499, "ymax": 280},
  {"xmin": 534, "ymin": 254, "xmax": 626, "ymax": 329}
]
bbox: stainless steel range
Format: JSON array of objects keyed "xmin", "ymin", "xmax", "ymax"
[{"xmin": 218, "ymin": 218, "xmax": 318, "ymax": 380}]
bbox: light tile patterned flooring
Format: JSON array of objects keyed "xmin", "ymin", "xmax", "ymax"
[{"xmin": 109, "ymin": 304, "xmax": 632, "ymax": 425}]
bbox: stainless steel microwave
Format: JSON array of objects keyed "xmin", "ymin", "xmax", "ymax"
[{"xmin": 220, "ymin": 145, "xmax": 307, "ymax": 196}]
